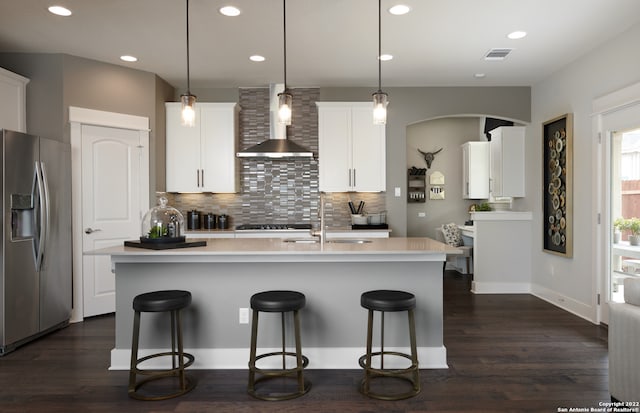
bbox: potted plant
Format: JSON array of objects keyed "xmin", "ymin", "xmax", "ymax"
[
  {"xmin": 629, "ymin": 217, "xmax": 640, "ymax": 246},
  {"xmin": 613, "ymin": 217, "xmax": 624, "ymax": 243}
]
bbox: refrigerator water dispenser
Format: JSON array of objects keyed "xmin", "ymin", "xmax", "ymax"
[{"xmin": 10, "ymin": 193, "xmax": 35, "ymax": 240}]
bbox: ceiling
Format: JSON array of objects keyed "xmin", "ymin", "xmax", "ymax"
[{"xmin": 1, "ymin": 0, "xmax": 640, "ymax": 91}]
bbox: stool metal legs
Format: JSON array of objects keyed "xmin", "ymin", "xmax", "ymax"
[
  {"xmin": 247, "ymin": 309, "xmax": 311, "ymax": 401},
  {"xmin": 128, "ymin": 309, "xmax": 196, "ymax": 401},
  {"xmin": 359, "ymin": 308, "xmax": 421, "ymax": 400}
]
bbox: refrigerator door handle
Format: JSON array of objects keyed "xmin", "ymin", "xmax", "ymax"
[
  {"xmin": 34, "ymin": 162, "xmax": 46, "ymax": 271},
  {"xmin": 40, "ymin": 161, "xmax": 51, "ymax": 268}
]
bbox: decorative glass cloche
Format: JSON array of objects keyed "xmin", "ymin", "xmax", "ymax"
[{"xmin": 140, "ymin": 196, "xmax": 185, "ymax": 243}]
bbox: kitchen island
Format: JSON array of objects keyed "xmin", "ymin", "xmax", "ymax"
[{"xmin": 93, "ymin": 237, "xmax": 458, "ymax": 370}]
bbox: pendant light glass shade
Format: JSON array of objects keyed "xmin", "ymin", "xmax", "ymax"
[
  {"xmin": 278, "ymin": 90, "xmax": 292, "ymax": 125},
  {"xmin": 181, "ymin": 0, "xmax": 196, "ymax": 127},
  {"xmin": 278, "ymin": 0, "xmax": 292, "ymax": 125},
  {"xmin": 373, "ymin": 0, "xmax": 387, "ymax": 125},
  {"xmin": 180, "ymin": 93, "xmax": 196, "ymax": 127},
  {"xmin": 372, "ymin": 90, "xmax": 388, "ymax": 125}
]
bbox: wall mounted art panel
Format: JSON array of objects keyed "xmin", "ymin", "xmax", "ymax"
[{"xmin": 542, "ymin": 113, "xmax": 573, "ymax": 257}]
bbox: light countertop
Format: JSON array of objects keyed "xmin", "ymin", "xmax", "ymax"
[
  {"xmin": 90, "ymin": 237, "xmax": 459, "ymax": 264},
  {"xmin": 470, "ymin": 211, "xmax": 533, "ymax": 221}
]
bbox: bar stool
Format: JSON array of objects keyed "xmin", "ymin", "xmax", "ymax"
[
  {"xmin": 247, "ymin": 290, "xmax": 311, "ymax": 401},
  {"xmin": 358, "ymin": 289, "xmax": 420, "ymax": 400},
  {"xmin": 128, "ymin": 290, "xmax": 196, "ymax": 400}
]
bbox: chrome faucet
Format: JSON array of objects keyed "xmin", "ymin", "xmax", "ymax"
[{"xmin": 314, "ymin": 191, "xmax": 326, "ymax": 244}]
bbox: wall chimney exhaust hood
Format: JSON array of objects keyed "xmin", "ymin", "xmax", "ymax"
[{"xmin": 236, "ymin": 84, "xmax": 314, "ymax": 158}]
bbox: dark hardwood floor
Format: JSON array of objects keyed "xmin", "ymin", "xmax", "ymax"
[{"xmin": 0, "ymin": 271, "xmax": 609, "ymax": 412}]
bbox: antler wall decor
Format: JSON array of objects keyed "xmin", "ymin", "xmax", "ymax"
[{"xmin": 417, "ymin": 148, "xmax": 443, "ymax": 169}]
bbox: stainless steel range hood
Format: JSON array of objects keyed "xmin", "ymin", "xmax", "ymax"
[{"xmin": 236, "ymin": 84, "xmax": 314, "ymax": 158}]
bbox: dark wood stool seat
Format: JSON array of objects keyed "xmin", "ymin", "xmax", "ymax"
[
  {"xmin": 359, "ymin": 289, "xmax": 421, "ymax": 400},
  {"xmin": 248, "ymin": 290, "xmax": 311, "ymax": 401},
  {"xmin": 128, "ymin": 290, "xmax": 196, "ymax": 401}
]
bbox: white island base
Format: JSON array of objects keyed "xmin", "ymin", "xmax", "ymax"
[{"xmin": 98, "ymin": 237, "xmax": 455, "ymax": 370}]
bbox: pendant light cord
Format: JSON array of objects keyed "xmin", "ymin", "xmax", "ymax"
[
  {"xmin": 377, "ymin": 0, "xmax": 382, "ymax": 92},
  {"xmin": 186, "ymin": 0, "xmax": 191, "ymax": 94},
  {"xmin": 283, "ymin": 0, "xmax": 287, "ymax": 88}
]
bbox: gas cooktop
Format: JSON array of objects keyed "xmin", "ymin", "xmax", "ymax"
[{"xmin": 235, "ymin": 223, "xmax": 313, "ymax": 231}]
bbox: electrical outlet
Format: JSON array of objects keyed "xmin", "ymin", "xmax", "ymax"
[
  {"xmin": 418, "ymin": 212, "xmax": 426, "ymax": 217},
  {"xmin": 394, "ymin": 187, "xmax": 401, "ymax": 197},
  {"xmin": 239, "ymin": 308, "xmax": 249, "ymax": 324}
]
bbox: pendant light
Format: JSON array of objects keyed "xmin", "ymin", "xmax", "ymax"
[
  {"xmin": 180, "ymin": 0, "xmax": 196, "ymax": 127},
  {"xmin": 372, "ymin": 0, "xmax": 388, "ymax": 125},
  {"xmin": 277, "ymin": 0, "xmax": 293, "ymax": 125}
]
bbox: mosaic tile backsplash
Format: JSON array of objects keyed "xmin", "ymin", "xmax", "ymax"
[{"xmin": 165, "ymin": 88, "xmax": 385, "ymax": 229}]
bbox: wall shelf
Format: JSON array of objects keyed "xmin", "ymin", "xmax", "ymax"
[{"xmin": 408, "ymin": 169, "xmax": 426, "ymax": 203}]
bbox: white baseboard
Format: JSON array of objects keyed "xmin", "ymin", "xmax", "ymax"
[
  {"xmin": 110, "ymin": 346, "xmax": 448, "ymax": 370},
  {"xmin": 471, "ymin": 281, "xmax": 531, "ymax": 294},
  {"xmin": 530, "ymin": 284, "xmax": 597, "ymax": 323}
]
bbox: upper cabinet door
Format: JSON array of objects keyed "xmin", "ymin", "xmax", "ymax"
[
  {"xmin": 200, "ymin": 103, "xmax": 238, "ymax": 193},
  {"xmin": 462, "ymin": 141, "xmax": 490, "ymax": 199},
  {"xmin": 489, "ymin": 126, "xmax": 525, "ymax": 197},
  {"xmin": 0, "ymin": 67, "xmax": 29, "ymax": 133},
  {"xmin": 351, "ymin": 106, "xmax": 386, "ymax": 192},
  {"xmin": 317, "ymin": 102, "xmax": 386, "ymax": 192},
  {"xmin": 318, "ymin": 104, "xmax": 352, "ymax": 192},
  {"xmin": 166, "ymin": 103, "xmax": 201, "ymax": 192},
  {"xmin": 165, "ymin": 102, "xmax": 238, "ymax": 193}
]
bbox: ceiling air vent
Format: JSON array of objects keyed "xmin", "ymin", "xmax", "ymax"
[{"xmin": 484, "ymin": 48, "xmax": 512, "ymax": 61}]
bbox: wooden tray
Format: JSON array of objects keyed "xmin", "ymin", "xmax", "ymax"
[{"xmin": 124, "ymin": 240, "xmax": 207, "ymax": 250}]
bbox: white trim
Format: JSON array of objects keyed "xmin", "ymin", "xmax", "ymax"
[
  {"xmin": 592, "ymin": 80, "xmax": 640, "ymax": 116},
  {"xmin": 109, "ymin": 346, "xmax": 448, "ymax": 371},
  {"xmin": 69, "ymin": 107, "xmax": 150, "ymax": 323},
  {"xmin": 531, "ymin": 283, "xmax": 597, "ymax": 323},
  {"xmin": 69, "ymin": 106, "xmax": 149, "ymax": 131},
  {"xmin": 593, "ymin": 81, "xmax": 640, "ymax": 325},
  {"xmin": 471, "ymin": 281, "xmax": 531, "ymax": 294}
]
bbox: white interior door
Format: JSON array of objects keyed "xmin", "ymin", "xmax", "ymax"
[{"xmin": 81, "ymin": 125, "xmax": 148, "ymax": 317}]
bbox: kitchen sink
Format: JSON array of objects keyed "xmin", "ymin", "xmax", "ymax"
[
  {"xmin": 282, "ymin": 238, "xmax": 319, "ymax": 243},
  {"xmin": 282, "ymin": 238, "xmax": 373, "ymax": 244}
]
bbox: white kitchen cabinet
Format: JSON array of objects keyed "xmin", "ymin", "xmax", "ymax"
[
  {"xmin": 0, "ymin": 67, "xmax": 29, "ymax": 132},
  {"xmin": 166, "ymin": 102, "xmax": 238, "ymax": 193},
  {"xmin": 461, "ymin": 141, "xmax": 489, "ymax": 199},
  {"xmin": 317, "ymin": 102, "xmax": 386, "ymax": 192},
  {"xmin": 489, "ymin": 126, "xmax": 525, "ymax": 197}
]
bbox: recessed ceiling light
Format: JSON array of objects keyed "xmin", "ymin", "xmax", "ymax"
[
  {"xmin": 48, "ymin": 5, "xmax": 72, "ymax": 16},
  {"xmin": 120, "ymin": 55, "xmax": 138, "ymax": 62},
  {"xmin": 219, "ymin": 6, "xmax": 241, "ymax": 17},
  {"xmin": 507, "ymin": 31, "xmax": 527, "ymax": 40},
  {"xmin": 474, "ymin": 73, "xmax": 486, "ymax": 79},
  {"xmin": 379, "ymin": 54, "xmax": 393, "ymax": 61},
  {"xmin": 249, "ymin": 55, "xmax": 265, "ymax": 62},
  {"xmin": 388, "ymin": 4, "xmax": 411, "ymax": 15}
]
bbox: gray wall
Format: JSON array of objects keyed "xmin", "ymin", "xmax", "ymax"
[
  {"xmin": 406, "ymin": 117, "xmax": 482, "ymax": 237},
  {"xmin": 527, "ymin": 21, "xmax": 640, "ymax": 319},
  {"xmin": 0, "ymin": 52, "xmax": 175, "ymax": 206},
  {"xmin": 321, "ymin": 87, "xmax": 531, "ymax": 236},
  {"xmin": 0, "ymin": 53, "xmax": 64, "ymax": 140}
]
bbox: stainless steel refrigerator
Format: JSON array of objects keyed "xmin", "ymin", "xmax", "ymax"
[{"xmin": 1, "ymin": 129, "xmax": 72, "ymax": 355}]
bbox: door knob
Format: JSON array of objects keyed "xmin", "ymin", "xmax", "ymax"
[{"xmin": 85, "ymin": 227, "xmax": 102, "ymax": 234}]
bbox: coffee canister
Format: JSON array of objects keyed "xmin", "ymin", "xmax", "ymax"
[
  {"xmin": 187, "ymin": 210, "xmax": 201, "ymax": 230},
  {"xmin": 218, "ymin": 214, "xmax": 229, "ymax": 229},
  {"xmin": 204, "ymin": 213, "xmax": 217, "ymax": 229}
]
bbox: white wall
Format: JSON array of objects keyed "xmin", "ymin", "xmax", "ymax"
[{"xmin": 526, "ymin": 22, "xmax": 640, "ymax": 322}]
